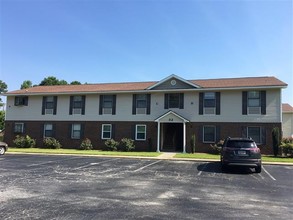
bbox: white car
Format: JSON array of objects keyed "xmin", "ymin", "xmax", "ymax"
[{"xmin": 0, "ymin": 141, "xmax": 8, "ymax": 155}]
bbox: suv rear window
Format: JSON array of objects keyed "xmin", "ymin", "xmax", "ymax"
[{"xmin": 226, "ymin": 140, "xmax": 256, "ymax": 148}]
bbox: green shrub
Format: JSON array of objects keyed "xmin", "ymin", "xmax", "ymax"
[
  {"xmin": 209, "ymin": 140, "xmax": 224, "ymax": 155},
  {"xmin": 280, "ymin": 137, "xmax": 293, "ymax": 157},
  {"xmin": 190, "ymin": 134, "xmax": 196, "ymax": 153},
  {"xmin": 43, "ymin": 137, "xmax": 62, "ymax": 149},
  {"xmin": 104, "ymin": 139, "xmax": 119, "ymax": 151},
  {"xmin": 13, "ymin": 135, "xmax": 36, "ymax": 148},
  {"xmin": 120, "ymin": 138, "xmax": 135, "ymax": 152},
  {"xmin": 79, "ymin": 138, "xmax": 93, "ymax": 150},
  {"xmin": 272, "ymin": 127, "xmax": 281, "ymax": 156}
]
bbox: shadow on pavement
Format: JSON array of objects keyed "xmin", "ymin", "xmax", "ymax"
[{"xmin": 197, "ymin": 162, "xmax": 255, "ymax": 174}]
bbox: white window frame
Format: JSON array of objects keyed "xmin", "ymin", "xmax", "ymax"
[
  {"xmin": 44, "ymin": 123, "xmax": 53, "ymax": 138},
  {"xmin": 247, "ymin": 126, "xmax": 261, "ymax": 144},
  {"xmin": 102, "ymin": 124, "xmax": 112, "ymax": 140},
  {"xmin": 14, "ymin": 123, "xmax": 24, "ymax": 133},
  {"xmin": 136, "ymin": 125, "xmax": 146, "ymax": 141},
  {"xmin": 71, "ymin": 123, "xmax": 81, "ymax": 139},
  {"xmin": 203, "ymin": 125, "xmax": 216, "ymax": 143}
]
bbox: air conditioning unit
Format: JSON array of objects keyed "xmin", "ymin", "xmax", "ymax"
[
  {"xmin": 136, "ymin": 108, "xmax": 146, "ymax": 114},
  {"xmin": 248, "ymin": 107, "xmax": 261, "ymax": 115},
  {"xmin": 204, "ymin": 107, "xmax": 215, "ymax": 115},
  {"xmin": 103, "ymin": 108, "xmax": 112, "ymax": 114},
  {"xmin": 73, "ymin": 108, "xmax": 82, "ymax": 115},
  {"xmin": 45, "ymin": 109, "xmax": 53, "ymax": 115}
]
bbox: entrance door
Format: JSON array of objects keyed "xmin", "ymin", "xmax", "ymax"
[{"xmin": 162, "ymin": 123, "xmax": 183, "ymax": 152}]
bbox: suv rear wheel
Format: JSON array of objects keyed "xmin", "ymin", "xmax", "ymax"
[{"xmin": 255, "ymin": 165, "xmax": 262, "ymax": 173}]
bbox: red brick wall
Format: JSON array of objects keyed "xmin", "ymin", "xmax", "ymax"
[{"xmin": 4, "ymin": 120, "xmax": 281, "ymax": 154}]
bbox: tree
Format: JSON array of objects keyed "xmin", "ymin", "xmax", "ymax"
[
  {"xmin": 272, "ymin": 127, "xmax": 281, "ymax": 157},
  {"xmin": 21, "ymin": 80, "xmax": 33, "ymax": 89},
  {"xmin": 0, "ymin": 111, "xmax": 5, "ymax": 131},
  {"xmin": 70, "ymin": 81, "xmax": 82, "ymax": 85},
  {"xmin": 0, "ymin": 80, "xmax": 8, "ymax": 107},
  {"xmin": 39, "ymin": 76, "xmax": 68, "ymax": 86}
]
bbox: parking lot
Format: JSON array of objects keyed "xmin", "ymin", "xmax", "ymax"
[{"xmin": 0, "ymin": 154, "xmax": 292, "ymax": 219}]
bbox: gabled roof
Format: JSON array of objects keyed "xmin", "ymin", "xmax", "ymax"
[
  {"xmin": 155, "ymin": 110, "xmax": 190, "ymax": 123},
  {"xmin": 146, "ymin": 74, "xmax": 200, "ymax": 90},
  {"xmin": 4, "ymin": 75, "xmax": 287, "ymax": 96},
  {"xmin": 282, "ymin": 103, "xmax": 293, "ymax": 113}
]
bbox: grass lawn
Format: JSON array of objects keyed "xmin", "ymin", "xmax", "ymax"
[
  {"xmin": 175, "ymin": 152, "xmax": 293, "ymax": 163},
  {"xmin": 8, "ymin": 147, "xmax": 161, "ymax": 157}
]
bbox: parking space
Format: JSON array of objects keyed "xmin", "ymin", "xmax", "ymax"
[{"xmin": 1, "ymin": 154, "xmax": 292, "ymax": 219}]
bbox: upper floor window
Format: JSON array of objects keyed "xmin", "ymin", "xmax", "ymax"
[
  {"xmin": 99, "ymin": 95, "xmax": 116, "ymax": 115},
  {"xmin": 14, "ymin": 96, "xmax": 28, "ymax": 106},
  {"xmin": 242, "ymin": 91, "xmax": 266, "ymax": 115},
  {"xmin": 14, "ymin": 122, "xmax": 24, "ymax": 133},
  {"xmin": 69, "ymin": 95, "xmax": 85, "ymax": 115},
  {"xmin": 199, "ymin": 92, "xmax": 220, "ymax": 115},
  {"xmin": 164, "ymin": 93, "xmax": 184, "ymax": 109},
  {"xmin": 132, "ymin": 94, "xmax": 151, "ymax": 115},
  {"xmin": 42, "ymin": 96, "xmax": 57, "ymax": 115}
]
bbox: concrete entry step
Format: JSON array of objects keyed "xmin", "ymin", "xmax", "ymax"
[{"xmin": 157, "ymin": 152, "xmax": 176, "ymax": 159}]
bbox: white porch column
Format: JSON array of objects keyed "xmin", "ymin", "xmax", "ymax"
[
  {"xmin": 183, "ymin": 122, "xmax": 186, "ymax": 153},
  {"xmin": 156, "ymin": 121, "xmax": 160, "ymax": 152}
]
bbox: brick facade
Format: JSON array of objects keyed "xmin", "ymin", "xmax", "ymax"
[{"xmin": 4, "ymin": 120, "xmax": 281, "ymax": 154}]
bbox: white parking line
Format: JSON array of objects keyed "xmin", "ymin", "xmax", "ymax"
[
  {"xmin": 133, "ymin": 160, "xmax": 162, "ymax": 172},
  {"xmin": 197, "ymin": 163, "xmax": 208, "ymax": 176},
  {"xmin": 262, "ymin": 166, "xmax": 276, "ymax": 181},
  {"xmin": 74, "ymin": 158, "xmax": 120, "ymax": 170}
]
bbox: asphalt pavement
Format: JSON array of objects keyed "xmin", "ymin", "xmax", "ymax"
[{"xmin": 0, "ymin": 154, "xmax": 292, "ymax": 219}]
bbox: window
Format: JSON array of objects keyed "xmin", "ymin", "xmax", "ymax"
[
  {"xmin": 136, "ymin": 125, "xmax": 146, "ymax": 141},
  {"xmin": 42, "ymin": 96, "xmax": 57, "ymax": 115},
  {"xmin": 100, "ymin": 95, "xmax": 116, "ymax": 115},
  {"xmin": 204, "ymin": 92, "xmax": 216, "ymax": 114},
  {"xmin": 14, "ymin": 123, "xmax": 24, "ymax": 133},
  {"xmin": 164, "ymin": 93, "xmax": 184, "ymax": 109},
  {"xmin": 247, "ymin": 127, "xmax": 261, "ymax": 144},
  {"xmin": 203, "ymin": 126, "xmax": 216, "ymax": 143},
  {"xmin": 14, "ymin": 96, "xmax": 28, "ymax": 106},
  {"xmin": 70, "ymin": 96, "xmax": 85, "ymax": 115},
  {"xmin": 242, "ymin": 91, "xmax": 266, "ymax": 115},
  {"xmin": 132, "ymin": 94, "xmax": 151, "ymax": 115},
  {"xmin": 248, "ymin": 91, "xmax": 260, "ymax": 107},
  {"xmin": 71, "ymin": 124, "xmax": 81, "ymax": 139},
  {"xmin": 102, "ymin": 124, "xmax": 112, "ymax": 139},
  {"xmin": 44, "ymin": 124, "xmax": 53, "ymax": 137}
]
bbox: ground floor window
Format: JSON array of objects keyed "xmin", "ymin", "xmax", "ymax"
[
  {"xmin": 203, "ymin": 125, "xmax": 216, "ymax": 143},
  {"xmin": 14, "ymin": 123, "xmax": 24, "ymax": 133},
  {"xmin": 44, "ymin": 124, "xmax": 53, "ymax": 137},
  {"xmin": 247, "ymin": 127, "xmax": 261, "ymax": 144},
  {"xmin": 102, "ymin": 124, "xmax": 112, "ymax": 139},
  {"xmin": 71, "ymin": 124, "xmax": 81, "ymax": 139},
  {"xmin": 136, "ymin": 125, "xmax": 146, "ymax": 140}
]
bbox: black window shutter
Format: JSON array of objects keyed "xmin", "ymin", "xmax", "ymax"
[
  {"xmin": 112, "ymin": 95, "xmax": 116, "ymax": 115},
  {"xmin": 42, "ymin": 97, "xmax": 46, "ymax": 115},
  {"xmin": 112, "ymin": 124, "xmax": 115, "ymax": 139},
  {"xmin": 41, "ymin": 124, "xmax": 44, "ymax": 138},
  {"xmin": 99, "ymin": 95, "xmax": 104, "ymax": 115},
  {"xmin": 132, "ymin": 124, "xmax": 136, "ymax": 140},
  {"xmin": 147, "ymin": 94, "xmax": 151, "ymax": 115},
  {"xmin": 261, "ymin": 91, "xmax": 266, "ymax": 115},
  {"xmin": 53, "ymin": 96, "xmax": 58, "ymax": 115},
  {"xmin": 82, "ymin": 95, "xmax": 86, "ymax": 115},
  {"xmin": 69, "ymin": 124, "xmax": 72, "ymax": 138},
  {"xmin": 241, "ymin": 126, "xmax": 247, "ymax": 138},
  {"xmin": 199, "ymin": 93, "xmax": 203, "ymax": 115},
  {"xmin": 23, "ymin": 123, "xmax": 26, "ymax": 134},
  {"xmin": 132, "ymin": 94, "xmax": 137, "ymax": 115},
  {"xmin": 242, "ymin": 91, "xmax": 247, "ymax": 115},
  {"xmin": 216, "ymin": 125, "xmax": 221, "ymax": 142},
  {"xmin": 164, "ymin": 94, "xmax": 169, "ymax": 109},
  {"xmin": 52, "ymin": 124, "xmax": 56, "ymax": 138},
  {"xmin": 81, "ymin": 124, "xmax": 85, "ymax": 139},
  {"xmin": 24, "ymin": 96, "xmax": 29, "ymax": 106},
  {"xmin": 179, "ymin": 93, "xmax": 184, "ymax": 109},
  {"xmin": 216, "ymin": 92, "xmax": 221, "ymax": 115},
  {"xmin": 261, "ymin": 127, "xmax": 266, "ymax": 144},
  {"xmin": 69, "ymin": 96, "xmax": 73, "ymax": 115}
]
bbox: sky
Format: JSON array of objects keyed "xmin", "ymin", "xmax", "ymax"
[{"xmin": 0, "ymin": 0, "xmax": 292, "ymax": 105}]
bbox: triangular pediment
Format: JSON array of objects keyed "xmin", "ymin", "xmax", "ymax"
[
  {"xmin": 155, "ymin": 111, "xmax": 189, "ymax": 123},
  {"xmin": 147, "ymin": 74, "xmax": 200, "ymax": 90}
]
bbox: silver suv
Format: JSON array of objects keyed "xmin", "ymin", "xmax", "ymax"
[{"xmin": 221, "ymin": 137, "xmax": 262, "ymax": 173}]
